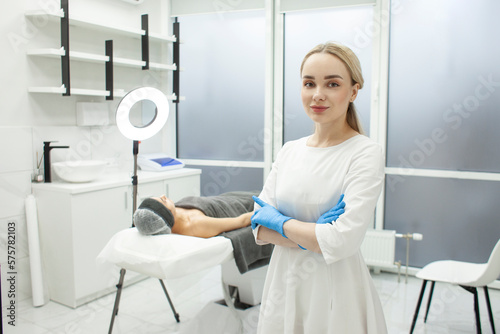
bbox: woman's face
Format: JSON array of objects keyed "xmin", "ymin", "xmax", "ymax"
[
  {"xmin": 301, "ymin": 53, "xmax": 359, "ymax": 126},
  {"xmin": 153, "ymin": 195, "xmax": 176, "ymax": 218}
]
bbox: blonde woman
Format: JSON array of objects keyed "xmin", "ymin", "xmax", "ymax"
[{"xmin": 251, "ymin": 42, "xmax": 387, "ymax": 333}]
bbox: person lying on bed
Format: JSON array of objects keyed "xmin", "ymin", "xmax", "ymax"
[
  {"xmin": 133, "ymin": 191, "xmax": 259, "ymax": 238},
  {"xmin": 134, "ymin": 190, "xmax": 346, "ymax": 239}
]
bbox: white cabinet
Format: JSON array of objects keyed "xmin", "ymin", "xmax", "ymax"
[{"xmin": 32, "ymin": 168, "xmax": 201, "ymax": 308}]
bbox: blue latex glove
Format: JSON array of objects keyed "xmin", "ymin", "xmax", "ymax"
[
  {"xmin": 251, "ymin": 196, "xmax": 292, "ymax": 237},
  {"xmin": 316, "ymin": 194, "xmax": 346, "ymax": 224}
]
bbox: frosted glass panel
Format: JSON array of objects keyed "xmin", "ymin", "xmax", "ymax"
[
  {"xmin": 178, "ymin": 11, "xmax": 265, "ymax": 161},
  {"xmin": 384, "ymin": 175, "xmax": 500, "ymax": 268},
  {"xmin": 171, "ymin": 0, "xmax": 264, "ymax": 16},
  {"xmin": 187, "ymin": 165, "xmax": 263, "ymax": 196},
  {"xmin": 280, "ymin": 0, "xmax": 375, "ymax": 12},
  {"xmin": 387, "ymin": 0, "xmax": 500, "ymax": 172},
  {"xmin": 283, "ymin": 6, "xmax": 374, "ymax": 142}
]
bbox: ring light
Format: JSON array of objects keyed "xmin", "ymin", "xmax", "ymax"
[{"xmin": 116, "ymin": 87, "xmax": 169, "ymax": 140}]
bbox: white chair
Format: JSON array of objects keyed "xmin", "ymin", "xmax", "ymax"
[{"xmin": 410, "ymin": 238, "xmax": 500, "ymax": 334}]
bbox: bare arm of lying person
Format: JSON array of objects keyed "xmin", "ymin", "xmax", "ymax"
[
  {"xmin": 134, "ymin": 194, "xmax": 252, "ymax": 238},
  {"xmin": 172, "ymin": 206, "xmax": 252, "ymax": 238}
]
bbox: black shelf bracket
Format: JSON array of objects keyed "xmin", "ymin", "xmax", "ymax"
[
  {"xmin": 173, "ymin": 17, "xmax": 180, "ymax": 104},
  {"xmin": 141, "ymin": 14, "xmax": 149, "ymax": 70},
  {"xmin": 60, "ymin": 0, "xmax": 70, "ymax": 96},
  {"xmin": 105, "ymin": 40, "xmax": 114, "ymax": 100},
  {"xmin": 173, "ymin": 17, "xmax": 180, "ymax": 157}
]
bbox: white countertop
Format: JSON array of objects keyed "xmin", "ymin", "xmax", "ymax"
[{"xmin": 32, "ymin": 168, "xmax": 201, "ymax": 194}]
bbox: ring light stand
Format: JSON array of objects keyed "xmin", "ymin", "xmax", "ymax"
[
  {"xmin": 109, "ymin": 87, "xmax": 172, "ymax": 334},
  {"xmin": 115, "ymin": 86, "xmax": 169, "ymax": 220}
]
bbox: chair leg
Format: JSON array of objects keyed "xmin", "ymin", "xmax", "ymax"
[
  {"xmin": 424, "ymin": 281, "xmax": 435, "ymax": 323},
  {"xmin": 461, "ymin": 285, "xmax": 482, "ymax": 334},
  {"xmin": 108, "ymin": 269, "xmax": 127, "ymax": 334},
  {"xmin": 473, "ymin": 287, "xmax": 482, "ymax": 334},
  {"xmin": 484, "ymin": 286, "xmax": 496, "ymax": 334},
  {"xmin": 410, "ymin": 280, "xmax": 428, "ymax": 334},
  {"xmin": 158, "ymin": 279, "xmax": 180, "ymax": 323}
]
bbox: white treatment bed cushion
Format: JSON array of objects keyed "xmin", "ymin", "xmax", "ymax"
[{"xmin": 97, "ymin": 228, "xmax": 234, "ymax": 279}]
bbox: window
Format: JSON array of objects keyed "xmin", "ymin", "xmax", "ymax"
[
  {"xmin": 283, "ymin": 6, "xmax": 374, "ymax": 142},
  {"xmin": 387, "ymin": 0, "xmax": 500, "ymax": 173},
  {"xmin": 178, "ymin": 11, "xmax": 266, "ymax": 194},
  {"xmin": 385, "ymin": 0, "xmax": 500, "ymax": 265}
]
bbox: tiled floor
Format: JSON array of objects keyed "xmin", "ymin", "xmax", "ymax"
[{"xmin": 4, "ymin": 268, "xmax": 500, "ymax": 333}]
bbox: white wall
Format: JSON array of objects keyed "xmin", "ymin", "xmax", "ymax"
[{"xmin": 0, "ymin": 0, "xmax": 173, "ymax": 304}]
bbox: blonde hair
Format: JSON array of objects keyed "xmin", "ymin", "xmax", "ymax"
[{"xmin": 300, "ymin": 42, "xmax": 364, "ymax": 134}]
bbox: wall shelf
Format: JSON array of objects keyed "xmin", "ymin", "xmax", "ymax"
[
  {"xmin": 24, "ymin": 10, "xmax": 176, "ymax": 42},
  {"xmin": 27, "ymin": 48, "xmax": 177, "ymax": 70},
  {"xmin": 25, "ymin": 3, "xmax": 181, "ymax": 100},
  {"xmin": 28, "ymin": 85, "xmax": 125, "ymax": 97},
  {"xmin": 27, "ymin": 85, "xmax": 183, "ymax": 100}
]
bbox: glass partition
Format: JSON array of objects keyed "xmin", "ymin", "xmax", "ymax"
[
  {"xmin": 283, "ymin": 5, "xmax": 374, "ymax": 142},
  {"xmin": 387, "ymin": 0, "xmax": 500, "ymax": 172},
  {"xmin": 178, "ymin": 11, "xmax": 266, "ymax": 161}
]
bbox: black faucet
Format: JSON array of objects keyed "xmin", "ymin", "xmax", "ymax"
[{"xmin": 43, "ymin": 141, "xmax": 70, "ymax": 183}]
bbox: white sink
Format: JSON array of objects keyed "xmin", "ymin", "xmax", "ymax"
[{"xmin": 52, "ymin": 160, "xmax": 107, "ymax": 183}]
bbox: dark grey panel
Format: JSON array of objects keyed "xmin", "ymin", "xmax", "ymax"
[
  {"xmin": 384, "ymin": 175, "xmax": 500, "ymax": 268},
  {"xmin": 187, "ymin": 165, "xmax": 264, "ymax": 197}
]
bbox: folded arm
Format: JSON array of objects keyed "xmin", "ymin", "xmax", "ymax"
[
  {"xmin": 256, "ymin": 219, "xmax": 327, "ymax": 253},
  {"xmin": 253, "ymin": 195, "xmax": 345, "ymax": 253}
]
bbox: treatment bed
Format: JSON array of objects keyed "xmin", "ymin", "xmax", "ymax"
[{"xmin": 98, "ymin": 227, "xmax": 270, "ymax": 333}]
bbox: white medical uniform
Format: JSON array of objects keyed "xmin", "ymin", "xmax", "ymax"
[{"xmin": 254, "ymin": 134, "xmax": 387, "ymax": 334}]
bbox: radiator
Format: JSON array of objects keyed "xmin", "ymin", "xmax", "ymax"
[{"xmin": 360, "ymin": 229, "xmax": 397, "ymax": 268}]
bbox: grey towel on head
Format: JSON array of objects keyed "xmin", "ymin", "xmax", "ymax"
[
  {"xmin": 133, "ymin": 209, "xmax": 172, "ymax": 235},
  {"xmin": 134, "ymin": 198, "xmax": 175, "ymax": 235},
  {"xmin": 176, "ymin": 191, "xmax": 274, "ymax": 274}
]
